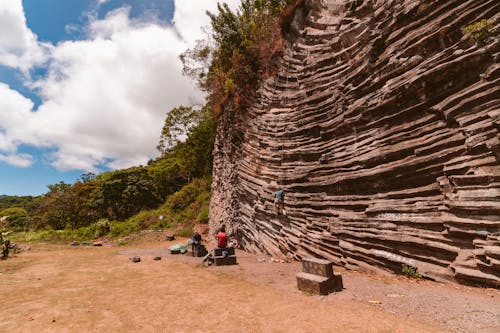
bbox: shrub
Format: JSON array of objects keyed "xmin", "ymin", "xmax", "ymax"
[
  {"xmin": 109, "ymin": 220, "xmax": 141, "ymax": 238},
  {"xmin": 402, "ymin": 264, "xmax": 422, "ymax": 279},
  {"xmin": 462, "ymin": 18, "xmax": 496, "ymax": 43}
]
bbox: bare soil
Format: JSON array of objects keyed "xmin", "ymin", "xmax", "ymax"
[{"xmin": 1, "ymin": 235, "xmax": 498, "ymax": 333}]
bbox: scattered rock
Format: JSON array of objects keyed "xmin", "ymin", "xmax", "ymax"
[
  {"xmin": 153, "ymin": 256, "xmax": 162, "ymax": 261},
  {"xmin": 70, "ymin": 241, "xmax": 80, "ymax": 246},
  {"xmin": 13, "ymin": 244, "xmax": 31, "ymax": 251},
  {"xmin": 166, "ymin": 234, "xmax": 175, "ymax": 241},
  {"xmin": 92, "ymin": 241, "xmax": 103, "ymax": 247},
  {"xmin": 368, "ymin": 300, "xmax": 382, "ymax": 305},
  {"xmin": 130, "ymin": 256, "xmax": 141, "ymax": 263}
]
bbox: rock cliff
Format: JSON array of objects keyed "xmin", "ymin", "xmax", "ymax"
[{"xmin": 210, "ymin": 0, "xmax": 500, "ymax": 287}]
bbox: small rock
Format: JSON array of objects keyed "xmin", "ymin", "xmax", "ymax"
[
  {"xmin": 368, "ymin": 300, "xmax": 382, "ymax": 305},
  {"xmin": 70, "ymin": 241, "xmax": 80, "ymax": 246},
  {"xmin": 130, "ymin": 256, "xmax": 141, "ymax": 263},
  {"xmin": 153, "ymin": 256, "xmax": 161, "ymax": 261},
  {"xmin": 166, "ymin": 234, "xmax": 175, "ymax": 241},
  {"xmin": 92, "ymin": 241, "xmax": 103, "ymax": 247},
  {"xmin": 52, "ymin": 317, "xmax": 56, "ymax": 323}
]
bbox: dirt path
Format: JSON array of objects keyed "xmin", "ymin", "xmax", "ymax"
[{"xmin": 1, "ymin": 240, "xmax": 498, "ymax": 333}]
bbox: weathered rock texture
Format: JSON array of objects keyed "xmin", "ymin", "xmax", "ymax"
[{"xmin": 210, "ymin": 0, "xmax": 500, "ymax": 287}]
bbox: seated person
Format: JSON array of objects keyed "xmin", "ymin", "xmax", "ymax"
[{"xmin": 217, "ymin": 225, "xmax": 228, "ymax": 248}]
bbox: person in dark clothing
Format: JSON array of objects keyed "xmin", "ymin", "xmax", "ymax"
[
  {"xmin": 1, "ymin": 239, "xmax": 10, "ymax": 259},
  {"xmin": 191, "ymin": 231, "xmax": 202, "ymax": 256},
  {"xmin": 274, "ymin": 189, "xmax": 285, "ymax": 215}
]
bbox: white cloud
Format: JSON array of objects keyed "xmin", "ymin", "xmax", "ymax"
[
  {"xmin": 0, "ymin": 0, "xmax": 51, "ymax": 71},
  {"xmin": 0, "ymin": 83, "xmax": 34, "ymax": 152},
  {"xmin": 0, "ymin": 0, "xmax": 242, "ymax": 171},
  {"xmin": 0, "ymin": 153, "xmax": 33, "ymax": 167}
]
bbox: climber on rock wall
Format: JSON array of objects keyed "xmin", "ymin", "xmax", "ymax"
[{"xmin": 274, "ymin": 189, "xmax": 285, "ymax": 215}]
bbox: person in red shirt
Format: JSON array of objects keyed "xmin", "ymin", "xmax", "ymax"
[{"xmin": 217, "ymin": 225, "xmax": 228, "ymax": 248}]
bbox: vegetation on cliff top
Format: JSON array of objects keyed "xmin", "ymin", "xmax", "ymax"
[{"xmin": 182, "ymin": 0, "xmax": 299, "ymax": 115}]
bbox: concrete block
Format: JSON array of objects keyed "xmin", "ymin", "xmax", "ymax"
[
  {"xmin": 214, "ymin": 255, "xmax": 237, "ymax": 266},
  {"xmin": 296, "ymin": 272, "xmax": 343, "ymax": 295},
  {"xmin": 214, "ymin": 247, "xmax": 235, "ymax": 256},
  {"xmin": 302, "ymin": 257, "xmax": 333, "ymax": 278}
]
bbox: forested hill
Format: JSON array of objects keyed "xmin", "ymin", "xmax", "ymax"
[
  {"xmin": 1, "ymin": 107, "xmax": 215, "ymax": 236},
  {"xmin": 0, "ymin": 195, "xmax": 37, "ymax": 211}
]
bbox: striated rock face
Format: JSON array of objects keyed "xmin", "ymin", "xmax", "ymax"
[{"xmin": 210, "ymin": 0, "xmax": 500, "ymax": 287}]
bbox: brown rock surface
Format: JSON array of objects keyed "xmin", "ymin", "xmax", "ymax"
[{"xmin": 210, "ymin": 0, "xmax": 500, "ymax": 287}]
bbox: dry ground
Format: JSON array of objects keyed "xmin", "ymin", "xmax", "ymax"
[{"xmin": 1, "ymin": 236, "xmax": 498, "ymax": 333}]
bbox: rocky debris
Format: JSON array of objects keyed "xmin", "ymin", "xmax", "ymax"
[
  {"xmin": 130, "ymin": 256, "xmax": 141, "ymax": 263},
  {"xmin": 92, "ymin": 241, "xmax": 103, "ymax": 247},
  {"xmin": 166, "ymin": 233, "xmax": 176, "ymax": 241},
  {"xmin": 70, "ymin": 241, "xmax": 80, "ymax": 246},
  {"xmin": 14, "ymin": 244, "xmax": 31, "ymax": 251},
  {"xmin": 210, "ymin": 0, "xmax": 500, "ymax": 287},
  {"xmin": 257, "ymin": 257, "xmax": 287, "ymax": 263},
  {"xmin": 168, "ymin": 244, "xmax": 188, "ymax": 254},
  {"xmin": 153, "ymin": 256, "xmax": 162, "ymax": 261}
]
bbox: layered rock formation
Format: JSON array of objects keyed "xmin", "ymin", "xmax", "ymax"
[{"xmin": 210, "ymin": 0, "xmax": 500, "ymax": 287}]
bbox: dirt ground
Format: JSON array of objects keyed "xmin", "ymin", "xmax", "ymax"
[{"xmin": 1, "ymin": 235, "xmax": 499, "ymax": 333}]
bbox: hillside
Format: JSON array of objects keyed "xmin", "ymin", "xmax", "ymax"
[{"xmin": 209, "ymin": 0, "xmax": 500, "ymax": 287}]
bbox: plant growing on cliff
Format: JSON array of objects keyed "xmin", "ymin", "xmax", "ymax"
[
  {"xmin": 401, "ymin": 264, "xmax": 422, "ymax": 279},
  {"xmin": 462, "ymin": 19, "xmax": 496, "ymax": 44},
  {"xmin": 181, "ymin": 0, "xmax": 298, "ymax": 115}
]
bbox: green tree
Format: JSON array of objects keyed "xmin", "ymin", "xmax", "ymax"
[
  {"xmin": 157, "ymin": 106, "xmax": 203, "ymax": 154},
  {"xmin": 0, "ymin": 207, "xmax": 28, "ymax": 230}
]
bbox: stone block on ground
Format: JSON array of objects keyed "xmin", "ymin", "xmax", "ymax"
[
  {"xmin": 214, "ymin": 247, "xmax": 235, "ymax": 256},
  {"xmin": 302, "ymin": 257, "xmax": 334, "ymax": 277},
  {"xmin": 214, "ymin": 255, "xmax": 237, "ymax": 266},
  {"xmin": 296, "ymin": 272, "xmax": 343, "ymax": 295}
]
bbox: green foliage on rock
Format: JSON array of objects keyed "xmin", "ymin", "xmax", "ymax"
[
  {"xmin": 462, "ymin": 18, "xmax": 496, "ymax": 43},
  {"xmin": 402, "ymin": 264, "xmax": 422, "ymax": 279},
  {"xmin": 182, "ymin": 0, "xmax": 296, "ymax": 112}
]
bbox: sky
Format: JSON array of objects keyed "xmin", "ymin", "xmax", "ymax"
[{"xmin": 0, "ymin": 0, "xmax": 240, "ymax": 196}]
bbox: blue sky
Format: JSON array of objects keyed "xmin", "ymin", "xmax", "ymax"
[{"xmin": 0, "ymin": 0, "xmax": 238, "ymax": 196}]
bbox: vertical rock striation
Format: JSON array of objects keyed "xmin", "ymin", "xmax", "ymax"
[{"xmin": 210, "ymin": 0, "xmax": 500, "ymax": 287}]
